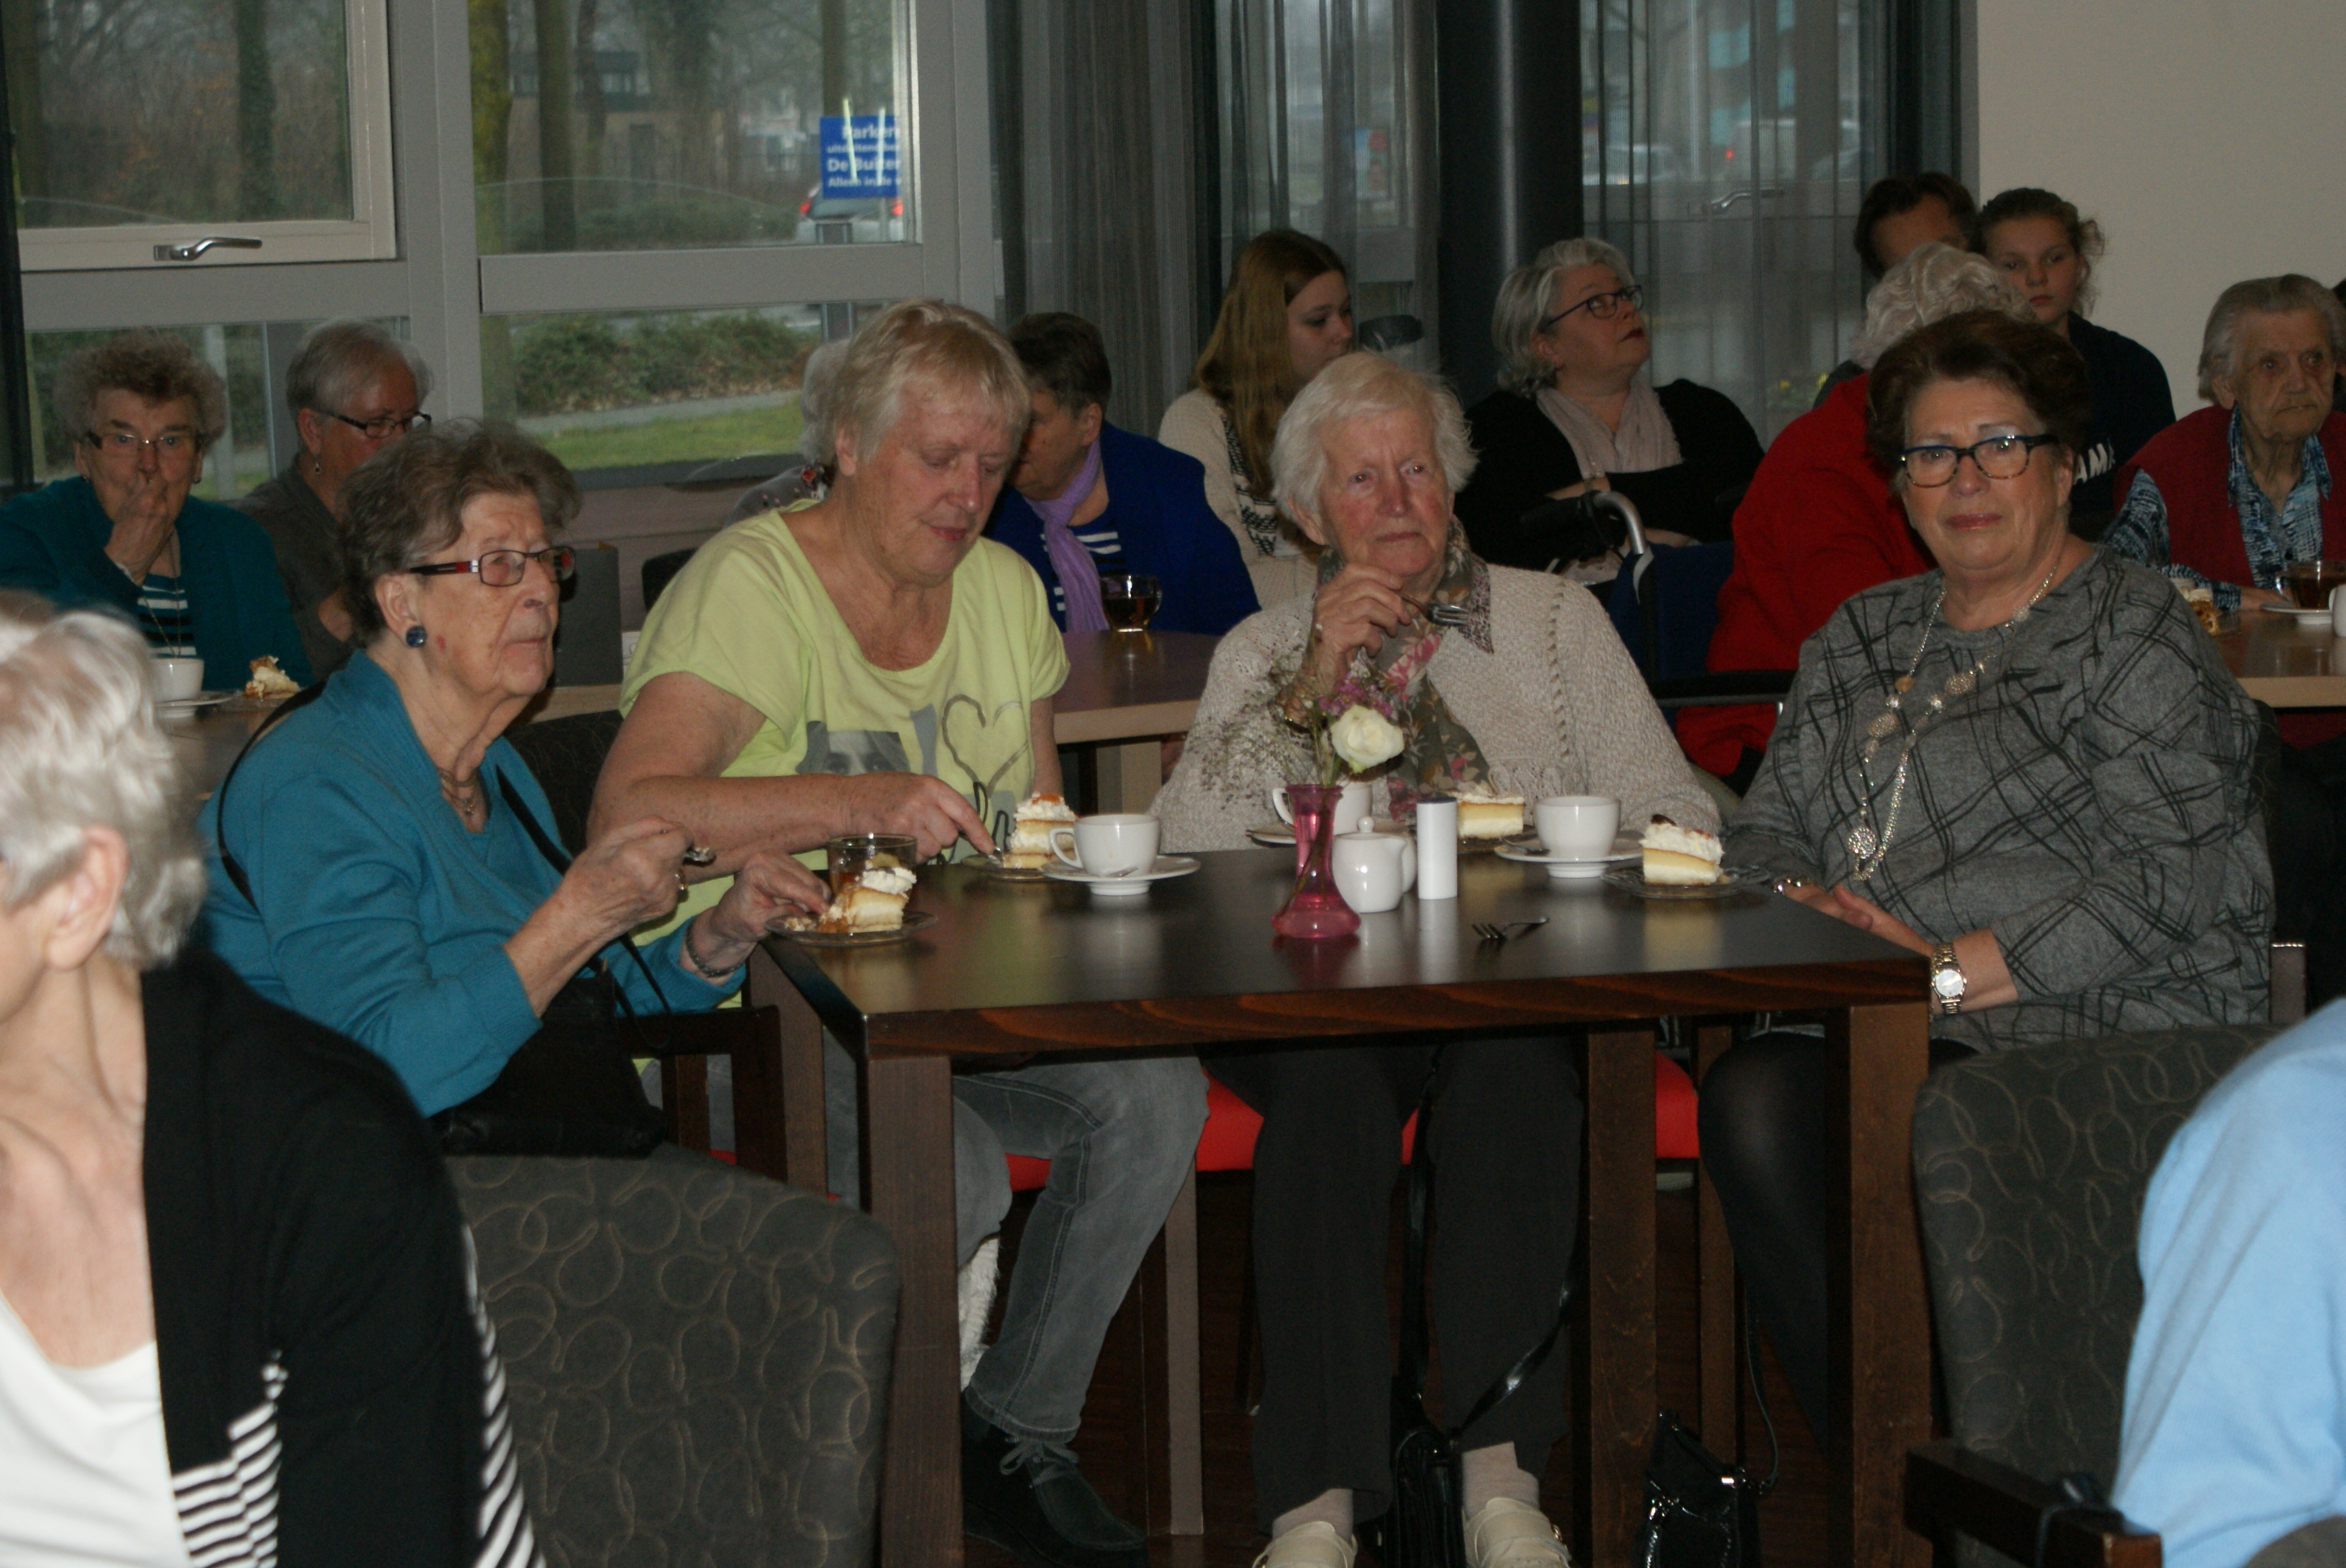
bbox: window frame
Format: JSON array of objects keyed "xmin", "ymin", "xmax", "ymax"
[
  {"xmin": 17, "ymin": 0, "xmax": 400, "ymax": 273},
  {"xmin": 19, "ymin": 0, "xmax": 999, "ymax": 437}
]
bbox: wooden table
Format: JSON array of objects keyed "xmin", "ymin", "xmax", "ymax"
[
  {"xmin": 756, "ymin": 850, "xmax": 1933, "ymax": 1568},
  {"xmin": 1050, "ymin": 629, "xmax": 1220, "ymax": 810},
  {"xmin": 2220, "ymin": 608, "xmax": 2346, "ymax": 707}
]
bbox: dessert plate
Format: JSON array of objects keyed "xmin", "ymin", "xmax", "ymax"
[
  {"xmin": 2259, "ymin": 603, "xmax": 2334, "ymax": 624},
  {"xmin": 1602, "ymin": 865, "xmax": 1768, "ymax": 900},
  {"xmin": 1246, "ymin": 821, "xmax": 1538, "ymax": 854},
  {"xmin": 157, "ymin": 690, "xmax": 236, "ymax": 713},
  {"xmin": 779, "ymin": 909, "xmax": 938, "ymax": 947},
  {"xmin": 1495, "ymin": 835, "xmax": 1641, "ymax": 880},
  {"xmin": 977, "ymin": 854, "xmax": 1051, "ymax": 882},
  {"xmin": 1043, "ymin": 855, "xmax": 1201, "ymax": 897}
]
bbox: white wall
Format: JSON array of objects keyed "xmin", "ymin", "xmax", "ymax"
[{"xmin": 1973, "ymin": 0, "xmax": 2346, "ymax": 412}]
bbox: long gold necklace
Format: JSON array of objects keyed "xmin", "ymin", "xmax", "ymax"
[{"xmin": 1844, "ymin": 561, "xmax": 2058, "ymax": 881}]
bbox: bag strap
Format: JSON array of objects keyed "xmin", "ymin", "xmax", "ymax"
[
  {"xmin": 1400, "ymin": 1050, "xmax": 1580, "ymax": 1442},
  {"xmin": 215, "ymin": 683, "xmax": 331, "ymax": 908}
]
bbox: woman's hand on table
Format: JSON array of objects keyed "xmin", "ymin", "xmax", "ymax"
[
  {"xmin": 2240, "ymin": 586, "xmax": 2292, "ymax": 611},
  {"xmin": 690, "ymin": 854, "xmax": 831, "ymax": 974},
  {"xmin": 1780, "ymin": 881, "xmax": 2019, "ymax": 1012},
  {"xmin": 1305, "ymin": 563, "xmax": 1414, "ymax": 690},
  {"xmin": 847, "ymin": 773, "xmax": 996, "ymax": 859}
]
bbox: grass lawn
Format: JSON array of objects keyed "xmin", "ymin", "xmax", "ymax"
[{"xmin": 531, "ymin": 401, "xmax": 808, "ymax": 474}]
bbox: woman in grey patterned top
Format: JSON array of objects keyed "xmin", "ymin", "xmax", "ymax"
[{"xmin": 1703, "ymin": 309, "xmax": 2271, "ymax": 1450}]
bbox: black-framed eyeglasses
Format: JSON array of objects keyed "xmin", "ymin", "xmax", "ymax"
[
  {"xmin": 83, "ymin": 429, "xmax": 197, "ymax": 461},
  {"xmin": 407, "ymin": 546, "xmax": 576, "ymax": 587},
  {"xmin": 324, "ymin": 408, "xmax": 432, "ymax": 440},
  {"xmin": 1898, "ymin": 432, "xmax": 2060, "ymax": 487},
  {"xmin": 1540, "ymin": 285, "xmax": 1644, "ymax": 331}
]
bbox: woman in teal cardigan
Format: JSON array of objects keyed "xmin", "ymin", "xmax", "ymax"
[
  {"xmin": 0, "ymin": 331, "xmax": 309, "ymax": 690},
  {"xmin": 199, "ymin": 422, "xmax": 827, "ymax": 1114}
]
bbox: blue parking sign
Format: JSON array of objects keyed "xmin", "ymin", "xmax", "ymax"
[{"xmin": 820, "ymin": 114, "xmax": 899, "ymax": 198}]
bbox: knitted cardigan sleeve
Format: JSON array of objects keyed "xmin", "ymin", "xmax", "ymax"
[{"xmin": 1154, "ymin": 599, "xmax": 1318, "ymax": 852}]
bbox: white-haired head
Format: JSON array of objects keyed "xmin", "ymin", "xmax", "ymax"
[
  {"xmin": 1491, "ymin": 236, "xmax": 1640, "ymax": 396},
  {"xmin": 1271, "ymin": 352, "xmax": 1478, "ymax": 528},
  {"xmin": 0, "ymin": 592, "xmax": 206, "ymax": 969},
  {"xmin": 793, "ymin": 338, "xmax": 850, "ymax": 467},
  {"xmin": 2196, "ymin": 275, "xmax": 2346, "ymax": 403},
  {"xmin": 825, "ymin": 300, "xmax": 1031, "ymax": 471},
  {"xmin": 1847, "ymin": 242, "xmax": 2032, "ymax": 370}
]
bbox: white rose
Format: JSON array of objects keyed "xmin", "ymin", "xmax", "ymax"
[{"xmin": 1328, "ymin": 704, "xmax": 1405, "ymax": 773}]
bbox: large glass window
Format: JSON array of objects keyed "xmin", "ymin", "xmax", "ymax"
[
  {"xmin": 5, "ymin": 0, "xmax": 395, "ymax": 268},
  {"xmin": 471, "ymin": 0, "xmax": 907, "ymax": 254},
  {"xmin": 1582, "ymin": 0, "xmax": 1882, "ymax": 437},
  {"xmin": 482, "ymin": 303, "xmax": 886, "ymax": 485}
]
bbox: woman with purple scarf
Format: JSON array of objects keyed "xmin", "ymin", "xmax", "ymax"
[{"xmin": 986, "ymin": 313, "xmax": 1260, "ymax": 636}]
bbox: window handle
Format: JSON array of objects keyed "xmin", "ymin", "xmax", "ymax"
[
  {"xmin": 1701, "ymin": 188, "xmax": 1786, "ymax": 215},
  {"xmin": 152, "ymin": 236, "xmax": 264, "ymax": 262}
]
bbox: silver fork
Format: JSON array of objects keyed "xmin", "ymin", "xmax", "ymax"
[
  {"xmin": 1472, "ymin": 917, "xmax": 1548, "ymax": 944},
  {"xmin": 1406, "ymin": 596, "xmax": 1470, "ymax": 628}
]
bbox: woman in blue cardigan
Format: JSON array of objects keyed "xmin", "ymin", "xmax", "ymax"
[
  {"xmin": 0, "ymin": 330, "xmax": 310, "ymax": 691},
  {"xmin": 200, "ymin": 422, "xmax": 826, "ymax": 1115}
]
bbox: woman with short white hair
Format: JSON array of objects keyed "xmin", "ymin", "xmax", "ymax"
[
  {"xmin": 2105, "ymin": 274, "xmax": 2346, "ymax": 628},
  {"xmin": 1679, "ymin": 243, "xmax": 2035, "ymax": 787},
  {"xmin": 1158, "ymin": 352, "xmax": 1716, "ymax": 1568},
  {"xmin": 0, "ymin": 590, "xmax": 538, "ymax": 1565},
  {"xmin": 1455, "ymin": 236, "xmax": 1764, "ymax": 568}
]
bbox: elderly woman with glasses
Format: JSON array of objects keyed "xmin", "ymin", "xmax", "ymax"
[
  {"xmin": 199, "ymin": 422, "xmax": 825, "ymax": 1118},
  {"xmin": 1158, "ymin": 352, "xmax": 1717, "ymax": 1568},
  {"xmin": 1455, "ymin": 236, "xmax": 1764, "ymax": 570},
  {"xmin": 235, "ymin": 319, "xmax": 434, "ymax": 679},
  {"xmin": 0, "ymin": 330, "xmax": 309, "ymax": 692},
  {"xmin": 0, "ymin": 591, "xmax": 537, "ymax": 1563},
  {"xmin": 1700, "ymin": 309, "xmax": 2271, "ymax": 1458}
]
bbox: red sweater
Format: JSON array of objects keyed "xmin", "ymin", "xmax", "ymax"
[
  {"xmin": 2111, "ymin": 404, "xmax": 2346, "ymax": 587},
  {"xmin": 1678, "ymin": 375, "xmax": 1932, "ymax": 777}
]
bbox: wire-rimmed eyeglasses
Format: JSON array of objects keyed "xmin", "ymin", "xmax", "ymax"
[
  {"xmin": 324, "ymin": 409, "xmax": 433, "ymax": 441},
  {"xmin": 1898, "ymin": 432, "xmax": 2059, "ymax": 488},
  {"xmin": 407, "ymin": 546, "xmax": 577, "ymax": 587}
]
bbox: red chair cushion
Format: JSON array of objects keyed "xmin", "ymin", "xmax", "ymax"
[{"xmin": 1005, "ymin": 1055, "xmax": 1699, "ymax": 1192}]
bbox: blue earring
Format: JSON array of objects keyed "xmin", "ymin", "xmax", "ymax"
[{"xmin": 405, "ymin": 624, "xmax": 427, "ymax": 648}]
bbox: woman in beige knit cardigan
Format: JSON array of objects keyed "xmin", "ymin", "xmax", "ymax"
[{"xmin": 1154, "ymin": 353, "xmax": 1714, "ymax": 1568}]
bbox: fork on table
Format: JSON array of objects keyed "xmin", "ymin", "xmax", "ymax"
[{"xmin": 1472, "ymin": 917, "xmax": 1547, "ymax": 944}]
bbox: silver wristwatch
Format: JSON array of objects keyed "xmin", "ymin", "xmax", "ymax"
[{"xmin": 1929, "ymin": 942, "xmax": 1966, "ymax": 1016}]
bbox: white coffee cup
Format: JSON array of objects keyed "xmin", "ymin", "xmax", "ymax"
[
  {"xmin": 151, "ymin": 655, "xmax": 204, "ymax": 702},
  {"xmin": 1535, "ymin": 795, "xmax": 1619, "ymax": 859},
  {"xmin": 1050, "ymin": 813, "xmax": 1160, "ymax": 879},
  {"xmin": 1272, "ymin": 780, "xmax": 1369, "ymax": 837},
  {"xmin": 2330, "ymin": 583, "xmax": 2346, "ymax": 637},
  {"xmin": 1329, "ymin": 830, "xmax": 1417, "ymax": 914}
]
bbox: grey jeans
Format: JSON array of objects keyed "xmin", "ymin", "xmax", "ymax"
[{"xmin": 821, "ymin": 1035, "xmax": 1206, "ymax": 1444}]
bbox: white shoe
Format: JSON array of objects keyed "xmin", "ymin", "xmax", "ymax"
[
  {"xmin": 1464, "ymin": 1498, "xmax": 1572, "ymax": 1567},
  {"xmin": 957, "ymin": 1236, "xmax": 1000, "ymax": 1388},
  {"xmin": 1252, "ymin": 1520, "xmax": 1357, "ymax": 1567}
]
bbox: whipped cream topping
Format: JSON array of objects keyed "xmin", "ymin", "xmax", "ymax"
[
  {"xmin": 1640, "ymin": 816, "xmax": 1721, "ymax": 863},
  {"xmin": 859, "ymin": 866, "xmax": 917, "ymax": 897}
]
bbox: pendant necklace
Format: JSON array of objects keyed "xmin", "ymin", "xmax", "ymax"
[{"xmin": 1844, "ymin": 560, "xmax": 2059, "ymax": 881}]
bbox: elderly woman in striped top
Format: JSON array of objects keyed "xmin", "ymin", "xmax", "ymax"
[{"xmin": 0, "ymin": 590, "xmax": 536, "ymax": 1565}]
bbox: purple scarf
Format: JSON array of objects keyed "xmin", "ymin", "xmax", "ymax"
[{"xmin": 1034, "ymin": 440, "xmax": 1108, "ymax": 633}]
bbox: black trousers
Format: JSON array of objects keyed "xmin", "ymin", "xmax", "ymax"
[
  {"xmin": 1209, "ymin": 1033, "xmax": 1582, "ymax": 1528},
  {"xmin": 1696, "ymin": 1030, "xmax": 1974, "ymax": 1449}
]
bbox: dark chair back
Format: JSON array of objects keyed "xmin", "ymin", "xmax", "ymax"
[
  {"xmin": 642, "ymin": 548, "xmax": 697, "ymax": 613},
  {"xmin": 1911, "ymin": 1023, "xmax": 2276, "ymax": 1488},
  {"xmin": 1606, "ymin": 538, "xmax": 1738, "ymax": 682},
  {"xmin": 452, "ymin": 1147, "xmax": 898, "ymax": 1566},
  {"xmin": 505, "ymin": 710, "xmax": 625, "ymax": 855}
]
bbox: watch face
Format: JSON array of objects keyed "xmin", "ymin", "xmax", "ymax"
[{"xmin": 1932, "ymin": 966, "xmax": 1964, "ymax": 999}]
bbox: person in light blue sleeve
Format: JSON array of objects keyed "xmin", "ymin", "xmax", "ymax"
[
  {"xmin": 198, "ymin": 421, "xmax": 825, "ymax": 1114},
  {"xmin": 2113, "ymin": 1005, "xmax": 2346, "ymax": 1566}
]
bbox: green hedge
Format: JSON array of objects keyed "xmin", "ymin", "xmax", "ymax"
[{"xmin": 511, "ymin": 313, "xmax": 815, "ymax": 416}]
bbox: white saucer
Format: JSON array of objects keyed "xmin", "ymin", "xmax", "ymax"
[
  {"xmin": 1496, "ymin": 835, "xmax": 1640, "ymax": 880},
  {"xmin": 1043, "ymin": 854, "xmax": 1201, "ymax": 897},
  {"xmin": 156, "ymin": 690, "xmax": 235, "ymax": 713},
  {"xmin": 2259, "ymin": 603, "xmax": 2334, "ymax": 624}
]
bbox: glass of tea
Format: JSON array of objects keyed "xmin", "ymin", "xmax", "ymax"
[
  {"xmin": 2283, "ymin": 559, "xmax": 2346, "ymax": 609},
  {"xmin": 822, "ymin": 833, "xmax": 917, "ymax": 897},
  {"xmin": 1099, "ymin": 572, "xmax": 1161, "ymax": 633}
]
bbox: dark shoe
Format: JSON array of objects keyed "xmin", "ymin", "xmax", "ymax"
[{"xmin": 962, "ymin": 1399, "xmax": 1147, "ymax": 1568}]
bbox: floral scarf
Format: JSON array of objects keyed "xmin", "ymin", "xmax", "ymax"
[{"xmin": 1273, "ymin": 525, "xmax": 1497, "ymax": 815}]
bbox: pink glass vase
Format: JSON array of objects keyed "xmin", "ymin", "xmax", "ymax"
[{"xmin": 1271, "ymin": 782, "xmax": 1361, "ymax": 940}]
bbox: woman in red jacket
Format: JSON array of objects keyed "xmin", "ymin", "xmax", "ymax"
[{"xmin": 1678, "ymin": 245, "xmax": 2032, "ymax": 787}]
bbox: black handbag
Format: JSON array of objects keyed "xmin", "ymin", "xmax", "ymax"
[
  {"xmin": 1635, "ymin": 1412, "xmax": 1763, "ymax": 1568},
  {"xmin": 217, "ymin": 694, "xmax": 669, "ymax": 1157},
  {"xmin": 1372, "ymin": 1078, "xmax": 1578, "ymax": 1568}
]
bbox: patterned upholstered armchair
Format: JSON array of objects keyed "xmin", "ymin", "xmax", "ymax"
[
  {"xmin": 451, "ymin": 1148, "xmax": 898, "ymax": 1567},
  {"xmin": 1903, "ymin": 1021, "xmax": 2280, "ymax": 1567}
]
